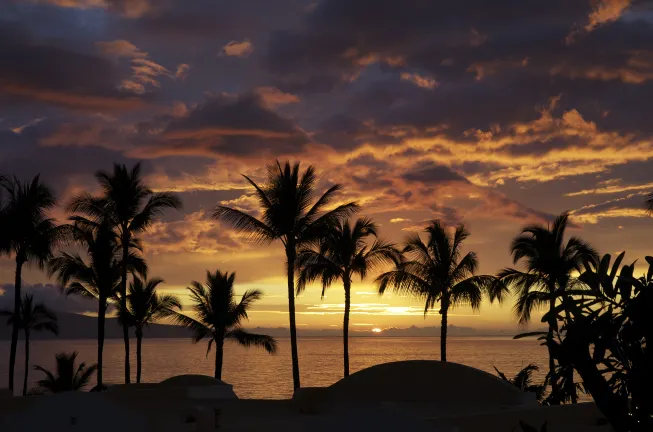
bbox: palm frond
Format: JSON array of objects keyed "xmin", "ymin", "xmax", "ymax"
[{"xmin": 226, "ymin": 328, "xmax": 277, "ymax": 354}]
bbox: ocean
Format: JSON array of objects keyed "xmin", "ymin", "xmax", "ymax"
[{"xmin": 0, "ymin": 336, "xmax": 548, "ymax": 398}]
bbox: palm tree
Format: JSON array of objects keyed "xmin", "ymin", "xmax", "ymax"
[
  {"xmin": 33, "ymin": 352, "xmax": 97, "ymax": 393},
  {"xmin": 0, "ymin": 175, "xmax": 62, "ymax": 392},
  {"xmin": 67, "ymin": 162, "xmax": 181, "ymax": 384},
  {"xmin": 0, "ymin": 294, "xmax": 58, "ymax": 395},
  {"xmin": 376, "ymin": 220, "xmax": 507, "ymax": 362},
  {"xmin": 646, "ymin": 193, "xmax": 653, "ymax": 214},
  {"xmin": 213, "ymin": 161, "xmax": 358, "ymax": 389},
  {"xmin": 498, "ymin": 212, "xmax": 598, "ymax": 404},
  {"xmin": 172, "ymin": 270, "xmax": 277, "ymax": 380},
  {"xmin": 121, "ymin": 277, "xmax": 181, "ymax": 383},
  {"xmin": 494, "ymin": 364, "xmax": 547, "ymax": 404},
  {"xmin": 297, "ymin": 217, "xmax": 399, "ymax": 377},
  {"xmin": 49, "ymin": 221, "xmax": 146, "ymax": 389}
]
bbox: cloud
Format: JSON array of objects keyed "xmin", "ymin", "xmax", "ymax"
[
  {"xmin": 222, "ymin": 40, "xmax": 255, "ymax": 57},
  {"xmin": 566, "ymin": 181, "xmax": 653, "ymax": 196},
  {"xmin": 31, "ymin": 0, "xmax": 151, "ymax": 18},
  {"xmin": 142, "ymin": 211, "xmax": 243, "ymax": 255},
  {"xmin": 390, "ymin": 218, "xmax": 411, "ymax": 223},
  {"xmin": 0, "ymin": 24, "xmax": 146, "ymax": 112},
  {"xmin": 255, "ymin": 87, "xmax": 300, "ymax": 107},
  {"xmin": 130, "ymin": 93, "xmax": 310, "ymax": 158},
  {"xmin": 400, "ymin": 72, "xmax": 438, "ymax": 89}
]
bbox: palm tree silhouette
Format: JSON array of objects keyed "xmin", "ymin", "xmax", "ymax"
[
  {"xmin": 172, "ymin": 270, "xmax": 277, "ymax": 380},
  {"xmin": 68, "ymin": 162, "xmax": 181, "ymax": 384},
  {"xmin": 376, "ymin": 220, "xmax": 507, "ymax": 362},
  {"xmin": 0, "ymin": 294, "xmax": 58, "ymax": 396},
  {"xmin": 494, "ymin": 364, "xmax": 546, "ymax": 403},
  {"xmin": 498, "ymin": 212, "xmax": 597, "ymax": 403},
  {"xmin": 33, "ymin": 352, "xmax": 97, "ymax": 393},
  {"xmin": 0, "ymin": 175, "xmax": 62, "ymax": 392},
  {"xmin": 121, "ymin": 277, "xmax": 181, "ymax": 383},
  {"xmin": 49, "ymin": 221, "xmax": 146, "ymax": 389},
  {"xmin": 646, "ymin": 193, "xmax": 653, "ymax": 214},
  {"xmin": 297, "ymin": 217, "xmax": 399, "ymax": 377},
  {"xmin": 214, "ymin": 161, "xmax": 357, "ymax": 389}
]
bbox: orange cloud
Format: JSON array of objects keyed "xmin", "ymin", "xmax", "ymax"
[
  {"xmin": 222, "ymin": 40, "xmax": 255, "ymax": 57},
  {"xmin": 400, "ymin": 72, "xmax": 439, "ymax": 89}
]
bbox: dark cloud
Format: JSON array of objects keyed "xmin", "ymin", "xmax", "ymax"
[
  {"xmin": 134, "ymin": 93, "xmax": 310, "ymax": 158},
  {"xmin": 402, "ymin": 162, "xmax": 467, "ymax": 184},
  {"xmin": 0, "ymin": 20, "xmax": 146, "ymax": 112}
]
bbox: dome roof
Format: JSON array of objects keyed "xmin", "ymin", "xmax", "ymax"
[
  {"xmin": 324, "ymin": 360, "xmax": 537, "ymax": 412},
  {"xmin": 159, "ymin": 375, "xmax": 227, "ymax": 387}
]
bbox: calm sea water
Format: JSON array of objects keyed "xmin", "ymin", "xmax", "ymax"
[{"xmin": 0, "ymin": 337, "xmax": 548, "ymax": 398}]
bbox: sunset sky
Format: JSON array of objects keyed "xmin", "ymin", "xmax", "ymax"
[{"xmin": 1, "ymin": 0, "xmax": 653, "ymax": 332}]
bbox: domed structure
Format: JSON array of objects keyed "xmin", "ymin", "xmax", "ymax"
[
  {"xmin": 159, "ymin": 374, "xmax": 238, "ymax": 399},
  {"xmin": 322, "ymin": 360, "xmax": 538, "ymax": 415},
  {"xmin": 159, "ymin": 374, "xmax": 228, "ymax": 387}
]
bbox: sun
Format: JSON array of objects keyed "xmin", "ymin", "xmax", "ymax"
[{"xmin": 371, "ymin": 328, "xmax": 383, "ymax": 333}]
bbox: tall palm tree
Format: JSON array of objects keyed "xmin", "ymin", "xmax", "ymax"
[
  {"xmin": 0, "ymin": 175, "xmax": 62, "ymax": 392},
  {"xmin": 49, "ymin": 221, "xmax": 146, "ymax": 389},
  {"xmin": 0, "ymin": 294, "xmax": 58, "ymax": 396},
  {"xmin": 498, "ymin": 212, "xmax": 598, "ymax": 404},
  {"xmin": 297, "ymin": 217, "xmax": 400, "ymax": 377},
  {"xmin": 67, "ymin": 162, "xmax": 181, "ymax": 384},
  {"xmin": 172, "ymin": 270, "xmax": 277, "ymax": 380},
  {"xmin": 213, "ymin": 161, "xmax": 358, "ymax": 389},
  {"xmin": 121, "ymin": 277, "xmax": 181, "ymax": 383},
  {"xmin": 376, "ymin": 220, "xmax": 507, "ymax": 362},
  {"xmin": 33, "ymin": 352, "xmax": 97, "ymax": 393}
]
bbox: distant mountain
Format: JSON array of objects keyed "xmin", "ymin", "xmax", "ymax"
[
  {"xmin": 0, "ymin": 312, "xmax": 193, "ymax": 340},
  {"xmin": 0, "ymin": 313, "xmax": 524, "ymax": 340}
]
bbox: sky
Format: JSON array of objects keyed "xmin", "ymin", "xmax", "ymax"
[{"xmin": 1, "ymin": 0, "xmax": 653, "ymax": 332}]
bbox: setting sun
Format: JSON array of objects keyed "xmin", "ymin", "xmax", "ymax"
[{"xmin": 372, "ymin": 328, "xmax": 383, "ymax": 333}]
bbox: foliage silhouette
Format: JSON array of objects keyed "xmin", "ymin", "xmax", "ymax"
[
  {"xmin": 297, "ymin": 217, "xmax": 399, "ymax": 376},
  {"xmin": 213, "ymin": 160, "xmax": 358, "ymax": 389},
  {"xmin": 498, "ymin": 212, "xmax": 597, "ymax": 403},
  {"xmin": 67, "ymin": 162, "xmax": 181, "ymax": 384},
  {"xmin": 377, "ymin": 220, "xmax": 507, "ymax": 361},
  {"xmin": 172, "ymin": 270, "xmax": 277, "ymax": 380},
  {"xmin": 0, "ymin": 294, "xmax": 58, "ymax": 396},
  {"xmin": 542, "ymin": 252, "xmax": 653, "ymax": 431},
  {"xmin": 33, "ymin": 352, "xmax": 97, "ymax": 393},
  {"xmin": 0, "ymin": 175, "xmax": 62, "ymax": 392},
  {"xmin": 120, "ymin": 276, "xmax": 181, "ymax": 383},
  {"xmin": 494, "ymin": 364, "xmax": 546, "ymax": 404},
  {"xmin": 49, "ymin": 221, "xmax": 146, "ymax": 389}
]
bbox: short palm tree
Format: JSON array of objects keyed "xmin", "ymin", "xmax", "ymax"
[
  {"xmin": 68, "ymin": 162, "xmax": 181, "ymax": 384},
  {"xmin": 494, "ymin": 364, "xmax": 547, "ymax": 404},
  {"xmin": 49, "ymin": 221, "xmax": 146, "ymax": 389},
  {"xmin": 297, "ymin": 217, "xmax": 399, "ymax": 377},
  {"xmin": 214, "ymin": 161, "xmax": 358, "ymax": 389},
  {"xmin": 33, "ymin": 352, "xmax": 97, "ymax": 393},
  {"xmin": 172, "ymin": 270, "xmax": 277, "ymax": 380},
  {"xmin": 0, "ymin": 175, "xmax": 62, "ymax": 392},
  {"xmin": 498, "ymin": 212, "xmax": 598, "ymax": 403},
  {"xmin": 377, "ymin": 220, "xmax": 507, "ymax": 362},
  {"xmin": 121, "ymin": 277, "xmax": 181, "ymax": 383},
  {"xmin": 0, "ymin": 294, "xmax": 58, "ymax": 395}
]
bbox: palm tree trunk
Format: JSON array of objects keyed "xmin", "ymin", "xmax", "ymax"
[
  {"xmin": 136, "ymin": 328, "xmax": 142, "ymax": 384},
  {"xmin": 440, "ymin": 297, "xmax": 449, "ymax": 362},
  {"xmin": 121, "ymin": 236, "xmax": 131, "ymax": 384},
  {"xmin": 547, "ymin": 294, "xmax": 559, "ymax": 404},
  {"xmin": 215, "ymin": 337, "xmax": 224, "ymax": 380},
  {"xmin": 286, "ymin": 246, "xmax": 301, "ymax": 390},
  {"xmin": 97, "ymin": 298, "xmax": 106, "ymax": 389},
  {"xmin": 343, "ymin": 278, "xmax": 351, "ymax": 377},
  {"xmin": 9, "ymin": 256, "xmax": 23, "ymax": 393},
  {"xmin": 22, "ymin": 330, "xmax": 29, "ymax": 396}
]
